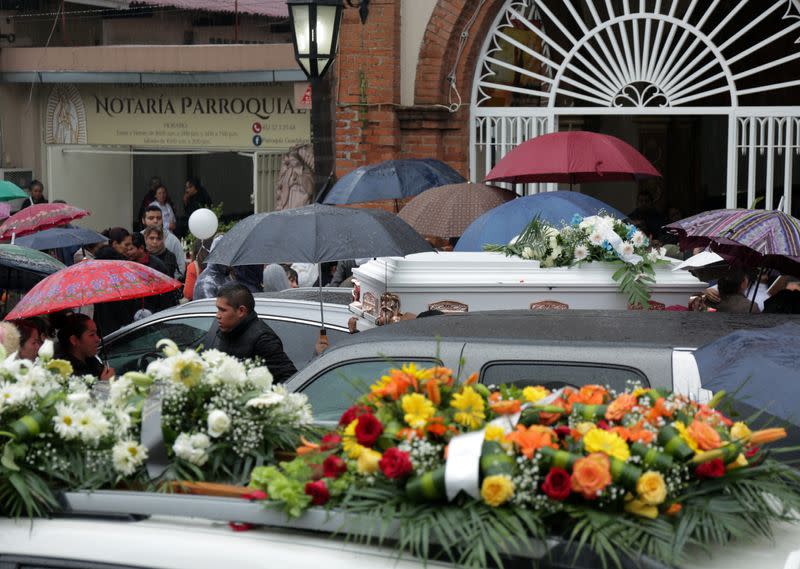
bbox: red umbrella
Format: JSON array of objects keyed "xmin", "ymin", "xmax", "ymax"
[
  {"xmin": 0, "ymin": 203, "xmax": 90, "ymax": 241},
  {"xmin": 4, "ymin": 260, "xmax": 181, "ymax": 320},
  {"xmin": 485, "ymin": 131, "xmax": 660, "ymax": 186}
]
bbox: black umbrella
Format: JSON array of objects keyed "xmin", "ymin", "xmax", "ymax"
[
  {"xmin": 206, "ymin": 204, "xmax": 434, "ymax": 328},
  {"xmin": 15, "ymin": 227, "xmax": 107, "ymax": 251}
]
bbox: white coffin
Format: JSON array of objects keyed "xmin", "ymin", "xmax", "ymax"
[{"xmin": 350, "ymin": 252, "xmax": 706, "ymax": 318}]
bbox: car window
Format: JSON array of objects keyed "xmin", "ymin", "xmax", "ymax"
[
  {"xmin": 262, "ymin": 319, "xmax": 348, "ymax": 370},
  {"xmin": 105, "ymin": 316, "xmax": 213, "ymax": 374},
  {"xmin": 301, "ymin": 359, "xmax": 440, "ymax": 423},
  {"xmin": 480, "ymin": 362, "xmax": 649, "ymax": 391}
]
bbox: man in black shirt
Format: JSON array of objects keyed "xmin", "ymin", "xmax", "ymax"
[
  {"xmin": 202, "ymin": 283, "xmax": 297, "ymax": 382},
  {"xmin": 56, "ymin": 313, "xmax": 115, "ymax": 380}
]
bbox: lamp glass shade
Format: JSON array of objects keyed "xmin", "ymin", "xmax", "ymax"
[{"xmin": 288, "ymin": 0, "xmax": 343, "ymax": 79}]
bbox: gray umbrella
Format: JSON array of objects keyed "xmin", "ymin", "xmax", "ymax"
[
  {"xmin": 206, "ymin": 204, "xmax": 434, "ymax": 328},
  {"xmin": 16, "ymin": 227, "xmax": 107, "ymax": 251}
]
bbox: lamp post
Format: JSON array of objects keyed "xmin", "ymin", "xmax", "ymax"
[{"xmin": 288, "ymin": 0, "xmax": 370, "ymax": 79}]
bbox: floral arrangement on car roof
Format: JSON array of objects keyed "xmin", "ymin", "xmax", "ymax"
[
  {"xmin": 0, "ymin": 340, "xmax": 151, "ymax": 517},
  {"xmin": 135, "ymin": 339, "xmax": 315, "ymax": 485},
  {"xmin": 250, "ymin": 364, "xmax": 800, "ymax": 569},
  {"xmin": 0, "ymin": 339, "xmax": 314, "ymax": 516},
  {"xmin": 484, "ymin": 214, "xmax": 667, "ymax": 307}
]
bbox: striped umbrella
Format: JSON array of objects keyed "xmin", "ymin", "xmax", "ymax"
[{"xmin": 665, "ymin": 208, "xmax": 800, "ymax": 276}]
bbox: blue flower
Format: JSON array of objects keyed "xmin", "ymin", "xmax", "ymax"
[
  {"xmin": 601, "ymin": 240, "xmax": 613, "ymax": 251},
  {"xmin": 626, "ymin": 225, "xmax": 636, "ymax": 239},
  {"xmin": 571, "ymin": 213, "xmax": 583, "ymax": 226}
]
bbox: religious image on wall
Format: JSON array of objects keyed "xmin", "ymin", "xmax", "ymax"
[
  {"xmin": 275, "ymin": 143, "xmax": 314, "ymax": 211},
  {"xmin": 45, "ymin": 85, "xmax": 88, "ymax": 144}
]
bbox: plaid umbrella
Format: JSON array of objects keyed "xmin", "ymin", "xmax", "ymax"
[
  {"xmin": 398, "ymin": 183, "xmax": 517, "ymax": 239},
  {"xmin": 4, "ymin": 260, "xmax": 181, "ymax": 320},
  {"xmin": 0, "ymin": 203, "xmax": 90, "ymax": 240},
  {"xmin": 665, "ymin": 208, "xmax": 800, "ymax": 276}
]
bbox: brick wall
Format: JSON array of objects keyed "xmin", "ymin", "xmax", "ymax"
[{"xmin": 333, "ymin": 0, "xmax": 504, "ymax": 180}]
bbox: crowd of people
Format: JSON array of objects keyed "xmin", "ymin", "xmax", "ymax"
[{"xmin": 1, "ymin": 177, "xmax": 798, "ymax": 385}]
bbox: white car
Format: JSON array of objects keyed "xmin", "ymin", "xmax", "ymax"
[{"xmin": 0, "ymin": 491, "xmax": 797, "ymax": 569}]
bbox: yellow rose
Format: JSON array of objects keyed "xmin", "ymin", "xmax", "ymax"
[
  {"xmin": 636, "ymin": 471, "xmax": 667, "ymax": 506},
  {"xmin": 624, "ymin": 494, "xmax": 659, "ymax": 519},
  {"xmin": 484, "ymin": 424, "xmax": 506, "ymax": 442},
  {"xmin": 356, "ymin": 448, "xmax": 382, "ymax": 475},
  {"xmin": 730, "ymin": 422, "xmax": 752, "ymax": 442},
  {"xmin": 480, "ymin": 475, "xmax": 514, "ymax": 507},
  {"xmin": 522, "ymin": 386, "xmax": 550, "ymax": 403}
]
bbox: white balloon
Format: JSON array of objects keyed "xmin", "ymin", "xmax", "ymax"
[{"xmin": 188, "ymin": 208, "xmax": 218, "ymax": 240}]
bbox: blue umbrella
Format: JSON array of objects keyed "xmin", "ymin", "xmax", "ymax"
[
  {"xmin": 16, "ymin": 226, "xmax": 107, "ymax": 251},
  {"xmin": 454, "ymin": 191, "xmax": 626, "ymax": 252},
  {"xmin": 696, "ymin": 322, "xmax": 800, "ymax": 425},
  {"xmin": 321, "ymin": 159, "xmax": 465, "ymax": 205}
]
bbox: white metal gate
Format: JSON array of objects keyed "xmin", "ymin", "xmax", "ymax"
[{"xmin": 470, "ymin": 0, "xmax": 800, "ymax": 211}]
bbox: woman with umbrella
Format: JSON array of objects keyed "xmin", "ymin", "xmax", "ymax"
[{"xmin": 56, "ymin": 313, "xmax": 115, "ymax": 380}]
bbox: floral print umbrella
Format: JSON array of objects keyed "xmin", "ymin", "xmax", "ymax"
[
  {"xmin": 4, "ymin": 260, "xmax": 181, "ymax": 320},
  {"xmin": 0, "ymin": 203, "xmax": 90, "ymax": 240}
]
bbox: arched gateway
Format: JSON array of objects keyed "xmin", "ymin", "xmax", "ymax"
[{"xmin": 470, "ymin": 0, "xmax": 800, "ymax": 214}]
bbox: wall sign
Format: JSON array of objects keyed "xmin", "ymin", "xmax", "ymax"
[{"xmin": 45, "ymin": 84, "xmax": 310, "ymax": 149}]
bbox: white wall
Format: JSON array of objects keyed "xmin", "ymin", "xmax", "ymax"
[
  {"xmin": 400, "ymin": 0, "xmax": 437, "ymax": 106},
  {"xmin": 46, "ymin": 146, "xmax": 133, "ymax": 232}
]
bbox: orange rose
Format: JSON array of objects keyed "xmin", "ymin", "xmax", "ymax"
[
  {"xmin": 571, "ymin": 453, "xmax": 612, "ymax": 500},
  {"xmin": 695, "ymin": 405, "xmax": 733, "ymax": 427},
  {"xmin": 571, "ymin": 385, "xmax": 608, "ymax": 406},
  {"xmin": 687, "ymin": 419, "xmax": 722, "ymax": 450},
  {"xmin": 540, "ymin": 397, "xmax": 569, "ymax": 426},
  {"xmin": 605, "ymin": 393, "xmax": 637, "ymax": 421},
  {"xmin": 646, "ymin": 397, "xmax": 672, "ymax": 425},
  {"xmin": 505, "ymin": 424, "xmax": 558, "ymax": 459},
  {"xmin": 490, "ymin": 398, "xmax": 522, "ymax": 415},
  {"xmin": 427, "ymin": 366, "xmax": 455, "ymax": 387},
  {"xmin": 425, "ymin": 380, "xmax": 441, "ymax": 406}
]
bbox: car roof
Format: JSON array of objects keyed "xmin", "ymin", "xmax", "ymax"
[
  {"xmin": 256, "ymin": 287, "xmax": 353, "ymax": 305},
  {"xmin": 336, "ymin": 310, "xmax": 799, "ymax": 349}
]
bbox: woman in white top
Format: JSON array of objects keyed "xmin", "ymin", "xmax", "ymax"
[{"xmin": 149, "ymin": 185, "xmax": 176, "ymax": 233}]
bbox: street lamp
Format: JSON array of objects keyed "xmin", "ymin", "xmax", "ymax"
[{"xmin": 288, "ymin": 0, "xmax": 370, "ymax": 79}]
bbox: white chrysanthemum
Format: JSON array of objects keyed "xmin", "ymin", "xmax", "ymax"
[
  {"xmin": 108, "ymin": 376, "xmax": 133, "ymax": 407},
  {"xmin": 631, "ymin": 231, "xmax": 646, "ymax": 247},
  {"xmin": 2, "ymin": 358, "xmax": 30, "ymax": 377},
  {"xmin": 245, "ymin": 391, "xmax": 285, "ymax": 409},
  {"xmin": 53, "ymin": 402, "xmax": 81, "ymax": 440},
  {"xmin": 113, "ymin": 407, "xmax": 133, "ymax": 437},
  {"xmin": 67, "ymin": 391, "xmax": 91, "ymax": 409},
  {"xmin": 247, "ymin": 366, "xmax": 273, "ymax": 389},
  {"xmin": 521, "ymin": 246, "xmax": 535, "ymax": 260},
  {"xmin": 38, "ymin": 339, "xmax": 54, "ymax": 360},
  {"xmin": 112, "ymin": 439, "xmax": 148, "ymax": 476},
  {"xmin": 620, "ymin": 241, "xmax": 635, "ymax": 257},
  {"xmin": 595, "ymin": 216, "xmax": 616, "ymax": 234},
  {"xmin": 574, "ymin": 244, "xmax": 589, "ymax": 261},
  {"xmin": 0, "ymin": 382, "xmax": 33, "ymax": 407},
  {"xmin": 207, "ymin": 409, "xmax": 231, "ymax": 438},
  {"xmin": 589, "ymin": 231, "xmax": 604, "ymax": 245},
  {"xmin": 214, "ymin": 357, "xmax": 247, "ymax": 385},
  {"xmin": 200, "ymin": 349, "xmax": 228, "ymax": 367},
  {"xmin": 76, "ymin": 407, "xmax": 110, "ymax": 444}
]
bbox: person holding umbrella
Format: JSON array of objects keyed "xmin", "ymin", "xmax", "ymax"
[
  {"xmin": 56, "ymin": 313, "xmax": 115, "ymax": 380},
  {"xmin": 201, "ymin": 283, "xmax": 296, "ymax": 383}
]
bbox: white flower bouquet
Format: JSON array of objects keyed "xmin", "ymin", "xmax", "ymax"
[
  {"xmin": 0, "ymin": 341, "xmax": 149, "ymax": 516},
  {"xmin": 486, "ymin": 214, "xmax": 667, "ymax": 307},
  {"xmin": 143, "ymin": 340, "xmax": 315, "ymax": 485}
]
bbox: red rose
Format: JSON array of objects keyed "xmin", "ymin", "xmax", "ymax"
[
  {"xmin": 338, "ymin": 404, "xmax": 369, "ymax": 427},
  {"xmin": 321, "ymin": 432, "xmax": 342, "ymax": 450},
  {"xmin": 554, "ymin": 426, "xmax": 572, "ymax": 439},
  {"xmin": 241, "ymin": 489, "xmax": 267, "ymax": 501},
  {"xmin": 378, "ymin": 448, "xmax": 414, "ymax": 479},
  {"xmin": 305, "ymin": 480, "xmax": 330, "ymax": 506},
  {"xmin": 323, "ymin": 455, "xmax": 347, "ymax": 479},
  {"xmin": 355, "ymin": 413, "xmax": 384, "ymax": 447},
  {"xmin": 541, "ymin": 467, "xmax": 572, "ymax": 501},
  {"xmin": 596, "ymin": 419, "xmax": 610, "ymax": 431},
  {"xmin": 695, "ymin": 458, "xmax": 726, "ymax": 479}
]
